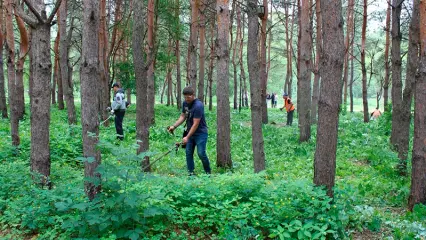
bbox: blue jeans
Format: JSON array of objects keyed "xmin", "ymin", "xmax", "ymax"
[{"xmin": 185, "ymin": 133, "xmax": 211, "ymax": 174}]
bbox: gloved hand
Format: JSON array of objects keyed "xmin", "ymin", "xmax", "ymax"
[{"xmin": 110, "ymin": 109, "xmax": 115, "ymax": 115}]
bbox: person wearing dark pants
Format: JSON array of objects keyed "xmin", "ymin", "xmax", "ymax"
[
  {"xmin": 185, "ymin": 132, "xmax": 211, "ymax": 174},
  {"xmin": 280, "ymin": 93, "xmax": 295, "ymax": 126},
  {"xmin": 114, "ymin": 110, "xmax": 125, "ymax": 140},
  {"xmin": 111, "ymin": 82, "xmax": 127, "ymax": 140},
  {"xmin": 168, "ymin": 86, "xmax": 211, "ymax": 175}
]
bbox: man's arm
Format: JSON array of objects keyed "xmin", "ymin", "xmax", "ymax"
[{"xmin": 168, "ymin": 113, "xmax": 186, "ymax": 133}]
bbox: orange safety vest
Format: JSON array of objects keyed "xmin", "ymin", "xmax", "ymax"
[{"xmin": 284, "ymin": 98, "xmax": 295, "ymax": 112}]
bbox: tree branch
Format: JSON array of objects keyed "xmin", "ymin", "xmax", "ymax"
[
  {"xmin": 47, "ymin": 0, "xmax": 63, "ymax": 24},
  {"xmin": 14, "ymin": 1, "xmax": 37, "ymax": 27},
  {"xmin": 22, "ymin": 0, "xmax": 45, "ymax": 23}
]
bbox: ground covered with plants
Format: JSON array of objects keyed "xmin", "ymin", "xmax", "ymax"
[{"xmin": 0, "ymin": 105, "xmax": 425, "ymax": 239}]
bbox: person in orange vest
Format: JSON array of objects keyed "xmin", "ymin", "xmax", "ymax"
[{"xmin": 280, "ymin": 93, "xmax": 295, "ymax": 126}]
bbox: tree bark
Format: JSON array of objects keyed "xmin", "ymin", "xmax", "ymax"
[
  {"xmin": 0, "ymin": 46, "xmax": 6, "ymax": 119},
  {"xmin": 0, "ymin": 2, "xmax": 6, "ymax": 118},
  {"xmin": 147, "ymin": 0, "xmax": 155, "ymax": 125},
  {"xmin": 175, "ymin": 0, "xmax": 182, "ymax": 109},
  {"xmin": 239, "ymin": 10, "xmax": 247, "ymax": 108},
  {"xmin": 81, "ymin": 0, "xmax": 101, "ymax": 200},
  {"xmin": 99, "ymin": 0, "xmax": 110, "ymax": 126},
  {"xmin": 56, "ymin": 11, "xmax": 64, "ymax": 110},
  {"xmin": 314, "ymin": 0, "xmax": 344, "ymax": 197},
  {"xmin": 383, "ymin": 3, "xmax": 391, "ymax": 112},
  {"xmin": 311, "ymin": 0, "xmax": 321, "ymax": 124},
  {"xmin": 5, "ymin": 0, "xmax": 18, "ymax": 145},
  {"xmin": 52, "ymin": 32, "xmax": 59, "ymax": 105},
  {"xmin": 216, "ymin": 0, "xmax": 232, "ymax": 169},
  {"xmin": 396, "ymin": 0, "xmax": 419, "ymax": 175},
  {"xmin": 188, "ymin": 0, "xmax": 199, "ymax": 95},
  {"xmin": 350, "ymin": 16, "xmax": 355, "ymax": 113},
  {"xmin": 390, "ymin": 0, "xmax": 407, "ymax": 173},
  {"xmin": 298, "ymin": 0, "xmax": 312, "ymax": 141},
  {"xmin": 408, "ymin": 0, "xmax": 426, "ymax": 210},
  {"xmin": 17, "ymin": 0, "xmax": 61, "ymax": 187},
  {"xmin": 232, "ymin": 2, "xmax": 240, "ymax": 110},
  {"xmin": 133, "ymin": 0, "xmax": 150, "ymax": 172},
  {"xmin": 208, "ymin": 22, "xmax": 215, "ymax": 111},
  {"xmin": 197, "ymin": 0, "xmax": 206, "ymax": 102},
  {"xmin": 342, "ymin": 0, "xmax": 354, "ymax": 107},
  {"xmin": 260, "ymin": 0, "xmax": 268, "ymax": 124},
  {"xmin": 15, "ymin": 14, "xmax": 28, "ymax": 120},
  {"xmin": 59, "ymin": 0, "xmax": 76, "ymax": 125},
  {"xmin": 247, "ymin": 0, "xmax": 265, "ymax": 173},
  {"xmin": 361, "ymin": 0, "xmax": 369, "ymax": 123}
]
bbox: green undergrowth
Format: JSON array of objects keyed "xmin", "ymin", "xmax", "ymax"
[{"xmin": 0, "ymin": 104, "xmax": 424, "ymax": 239}]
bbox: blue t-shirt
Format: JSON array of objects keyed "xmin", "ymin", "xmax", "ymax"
[{"xmin": 182, "ymin": 99, "xmax": 208, "ymax": 135}]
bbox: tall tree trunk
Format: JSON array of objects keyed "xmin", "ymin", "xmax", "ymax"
[
  {"xmin": 216, "ymin": 0, "xmax": 232, "ymax": 169},
  {"xmin": 232, "ymin": 2, "xmax": 241, "ymax": 110},
  {"xmin": 383, "ymin": 3, "xmax": 391, "ymax": 112},
  {"xmin": 247, "ymin": 0, "xmax": 265, "ymax": 173},
  {"xmin": 134, "ymin": 0, "xmax": 150, "ymax": 171},
  {"xmin": 408, "ymin": 0, "xmax": 426, "ymax": 210},
  {"xmin": 314, "ymin": 0, "xmax": 344, "ymax": 197},
  {"xmin": 197, "ymin": 0, "xmax": 206, "ymax": 102},
  {"xmin": 81, "ymin": 0, "xmax": 101, "ymax": 199},
  {"xmin": 311, "ymin": 0, "xmax": 321, "ymax": 124},
  {"xmin": 342, "ymin": 0, "xmax": 354, "ymax": 107},
  {"xmin": 0, "ymin": 45, "xmax": 6, "ymax": 119},
  {"xmin": 189, "ymin": 0, "xmax": 199, "ymax": 94},
  {"xmin": 298, "ymin": 0, "xmax": 312, "ymax": 141},
  {"xmin": 361, "ymin": 0, "xmax": 369, "ymax": 123},
  {"xmin": 147, "ymin": 0, "xmax": 155, "ymax": 125},
  {"xmin": 390, "ymin": 0, "xmax": 405, "ymax": 167},
  {"xmin": 350, "ymin": 17, "xmax": 355, "ymax": 113},
  {"xmin": 239, "ymin": 10, "xmax": 247, "ymax": 108},
  {"xmin": 266, "ymin": 2, "xmax": 272, "ymax": 81},
  {"xmin": 0, "ymin": 2, "xmax": 6, "ymax": 119},
  {"xmin": 17, "ymin": 0, "xmax": 61, "ymax": 186},
  {"xmin": 208, "ymin": 21, "xmax": 215, "ymax": 111},
  {"xmin": 15, "ymin": 15, "xmax": 28, "ymax": 120},
  {"xmin": 284, "ymin": 3, "xmax": 295, "ymax": 98},
  {"xmin": 175, "ymin": 0, "xmax": 182, "ymax": 109},
  {"xmin": 52, "ymin": 32, "xmax": 59, "ymax": 105},
  {"xmin": 56, "ymin": 11, "xmax": 64, "ymax": 110},
  {"xmin": 99, "ymin": 0, "xmax": 110, "ymax": 126},
  {"xmin": 5, "ymin": 0, "xmax": 18, "ymax": 145},
  {"xmin": 260, "ymin": 0, "xmax": 268, "ymax": 124},
  {"xmin": 396, "ymin": 0, "xmax": 419, "ymax": 175},
  {"xmin": 59, "ymin": 0, "xmax": 76, "ymax": 125}
]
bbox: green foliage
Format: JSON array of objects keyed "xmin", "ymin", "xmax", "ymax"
[{"xmin": 0, "ymin": 103, "xmax": 424, "ymax": 239}]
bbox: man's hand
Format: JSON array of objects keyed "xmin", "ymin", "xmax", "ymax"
[
  {"xmin": 167, "ymin": 126, "xmax": 175, "ymax": 134},
  {"xmin": 182, "ymin": 136, "xmax": 189, "ymax": 144},
  {"xmin": 110, "ymin": 110, "xmax": 115, "ymax": 115}
]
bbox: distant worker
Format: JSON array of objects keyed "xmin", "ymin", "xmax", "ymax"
[
  {"xmin": 370, "ymin": 108, "xmax": 382, "ymax": 120},
  {"xmin": 271, "ymin": 92, "xmax": 276, "ymax": 108},
  {"xmin": 280, "ymin": 93, "xmax": 295, "ymax": 126},
  {"xmin": 110, "ymin": 82, "xmax": 127, "ymax": 140}
]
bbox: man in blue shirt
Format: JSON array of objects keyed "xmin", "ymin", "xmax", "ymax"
[{"xmin": 168, "ymin": 86, "xmax": 211, "ymax": 175}]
